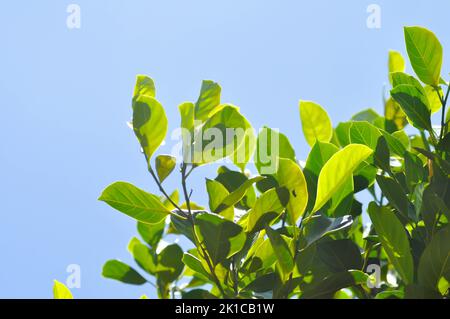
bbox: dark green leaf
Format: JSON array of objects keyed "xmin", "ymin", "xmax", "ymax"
[
  {"xmin": 102, "ymin": 260, "xmax": 147, "ymax": 285},
  {"xmin": 368, "ymin": 203, "xmax": 414, "ymax": 284}
]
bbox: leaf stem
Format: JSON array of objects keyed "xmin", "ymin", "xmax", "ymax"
[{"xmin": 180, "ymin": 162, "xmax": 228, "ymax": 298}]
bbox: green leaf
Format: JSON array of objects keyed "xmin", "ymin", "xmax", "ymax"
[
  {"xmin": 375, "ymin": 290, "xmax": 404, "ymax": 299},
  {"xmin": 179, "ymin": 102, "xmax": 195, "ymax": 132},
  {"xmin": 376, "ymin": 175, "xmax": 410, "ymax": 221},
  {"xmin": 206, "ymin": 179, "xmax": 234, "ymax": 220},
  {"xmin": 424, "ymin": 85, "xmax": 443, "ymax": 113},
  {"xmin": 380, "ymin": 129, "xmax": 407, "ymax": 157},
  {"xmin": 215, "ymin": 167, "xmax": 256, "ymax": 210},
  {"xmin": 351, "ymin": 108, "xmax": 383, "ymax": 124},
  {"xmin": 102, "ymin": 260, "xmax": 147, "ymax": 285},
  {"xmin": 155, "ymin": 155, "xmax": 176, "ymax": 183},
  {"xmin": 418, "ymin": 226, "xmax": 450, "ymax": 291},
  {"xmin": 192, "ymin": 105, "xmax": 249, "ymax": 165},
  {"xmin": 388, "ymin": 50, "xmax": 406, "ymax": 84},
  {"xmin": 335, "ymin": 122, "xmax": 352, "ymax": 146},
  {"xmin": 214, "ymin": 176, "xmax": 264, "ymax": 215},
  {"xmin": 404, "ymin": 152, "xmax": 425, "ymax": 189},
  {"xmin": 265, "ymin": 225, "xmax": 294, "ymax": 277},
  {"xmin": 194, "ymin": 80, "xmax": 221, "ymax": 121},
  {"xmin": 304, "ymin": 142, "xmax": 339, "ymax": 211},
  {"xmin": 247, "ymin": 188, "xmax": 286, "ymax": 233},
  {"xmin": 299, "ymin": 101, "xmax": 333, "ymax": 147},
  {"xmin": 133, "ymin": 75, "xmax": 156, "ymax": 98},
  {"xmin": 244, "ymin": 272, "xmax": 277, "ymax": 293},
  {"xmin": 301, "ymin": 270, "xmax": 368, "ymax": 299},
  {"xmin": 302, "ymin": 215, "xmax": 354, "ymax": 247},
  {"xmin": 195, "ymin": 213, "xmax": 246, "ymax": 265},
  {"xmin": 132, "ymin": 95, "xmax": 168, "ymax": 162},
  {"xmin": 390, "ymin": 84, "xmax": 432, "ymax": 131},
  {"xmin": 53, "ymin": 280, "xmax": 73, "ymax": 299},
  {"xmin": 128, "ymin": 237, "xmax": 156, "ymax": 275},
  {"xmin": 275, "ymin": 158, "xmax": 308, "ymax": 223},
  {"xmin": 305, "ymin": 142, "xmax": 339, "ymax": 176},
  {"xmin": 137, "ymin": 219, "xmax": 165, "ymax": 248},
  {"xmin": 255, "ymin": 127, "xmax": 296, "ymax": 175},
  {"xmin": 182, "ymin": 253, "xmax": 210, "ymax": 281},
  {"xmin": 182, "ymin": 289, "xmax": 217, "ymax": 299},
  {"xmin": 99, "ymin": 181, "xmax": 171, "ymax": 224},
  {"xmin": 391, "ymin": 72, "xmax": 427, "ymax": 92},
  {"xmin": 313, "ymin": 144, "xmax": 373, "ymax": 212},
  {"xmin": 404, "ymin": 26, "xmax": 443, "ymax": 86},
  {"xmin": 385, "ymin": 98, "xmax": 408, "ymax": 130},
  {"xmin": 349, "ymin": 121, "xmax": 382, "ymax": 150},
  {"xmin": 316, "ymin": 239, "xmax": 363, "ymax": 272},
  {"xmin": 368, "ymin": 203, "xmax": 414, "ymax": 284},
  {"xmin": 374, "ymin": 136, "xmax": 390, "ymax": 172},
  {"xmin": 231, "ymin": 115, "xmax": 256, "ymax": 172},
  {"xmin": 155, "ymin": 244, "xmax": 184, "ymax": 283}
]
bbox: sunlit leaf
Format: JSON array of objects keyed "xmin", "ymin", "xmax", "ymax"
[
  {"xmin": 133, "ymin": 75, "xmax": 156, "ymax": 98},
  {"xmin": 255, "ymin": 127, "xmax": 296, "ymax": 175},
  {"xmin": 132, "ymin": 95, "xmax": 168, "ymax": 163},
  {"xmin": 128, "ymin": 237, "xmax": 156, "ymax": 275},
  {"xmin": 299, "ymin": 101, "xmax": 333, "ymax": 147},
  {"xmin": 155, "ymin": 155, "xmax": 176, "ymax": 183},
  {"xmin": 404, "ymin": 26, "xmax": 443, "ymax": 86},
  {"xmin": 206, "ymin": 179, "xmax": 234, "ymax": 220},
  {"xmin": 313, "ymin": 144, "xmax": 373, "ymax": 212},
  {"xmin": 195, "ymin": 80, "xmax": 221, "ymax": 121},
  {"xmin": 388, "ymin": 50, "xmax": 406, "ymax": 84},
  {"xmin": 99, "ymin": 182, "xmax": 171, "ymax": 224},
  {"xmin": 275, "ymin": 158, "xmax": 308, "ymax": 223},
  {"xmin": 214, "ymin": 176, "xmax": 264, "ymax": 215},
  {"xmin": 53, "ymin": 280, "xmax": 73, "ymax": 299},
  {"xmin": 247, "ymin": 188, "xmax": 286, "ymax": 233},
  {"xmin": 385, "ymin": 98, "xmax": 408, "ymax": 130}
]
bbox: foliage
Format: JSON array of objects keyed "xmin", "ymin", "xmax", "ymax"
[{"xmin": 99, "ymin": 26, "xmax": 449, "ymax": 299}]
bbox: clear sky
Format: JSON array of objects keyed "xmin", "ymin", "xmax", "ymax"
[{"xmin": 1, "ymin": 0, "xmax": 449, "ymax": 298}]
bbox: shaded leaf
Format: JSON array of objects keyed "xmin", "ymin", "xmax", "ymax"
[{"xmin": 368, "ymin": 203, "xmax": 414, "ymax": 284}]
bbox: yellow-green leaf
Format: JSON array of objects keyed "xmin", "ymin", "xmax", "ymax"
[
  {"xmin": 195, "ymin": 80, "xmax": 221, "ymax": 121},
  {"xmin": 132, "ymin": 95, "xmax": 168, "ymax": 163},
  {"xmin": 178, "ymin": 102, "xmax": 195, "ymax": 132},
  {"xmin": 424, "ymin": 85, "xmax": 443, "ymax": 113},
  {"xmin": 99, "ymin": 181, "xmax": 171, "ymax": 224},
  {"xmin": 155, "ymin": 155, "xmax": 176, "ymax": 183},
  {"xmin": 206, "ymin": 179, "xmax": 234, "ymax": 220},
  {"xmin": 275, "ymin": 158, "xmax": 308, "ymax": 223},
  {"xmin": 299, "ymin": 101, "xmax": 333, "ymax": 147},
  {"xmin": 404, "ymin": 26, "xmax": 443, "ymax": 86},
  {"xmin": 53, "ymin": 280, "xmax": 73, "ymax": 299},
  {"xmin": 385, "ymin": 97, "xmax": 408, "ymax": 130},
  {"xmin": 247, "ymin": 188, "xmax": 286, "ymax": 233},
  {"xmin": 388, "ymin": 50, "xmax": 406, "ymax": 76},
  {"xmin": 133, "ymin": 75, "xmax": 156, "ymax": 98},
  {"xmin": 313, "ymin": 144, "xmax": 373, "ymax": 212},
  {"xmin": 192, "ymin": 105, "xmax": 249, "ymax": 165}
]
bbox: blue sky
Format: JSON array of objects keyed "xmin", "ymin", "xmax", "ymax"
[{"xmin": 1, "ymin": 0, "xmax": 449, "ymax": 298}]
